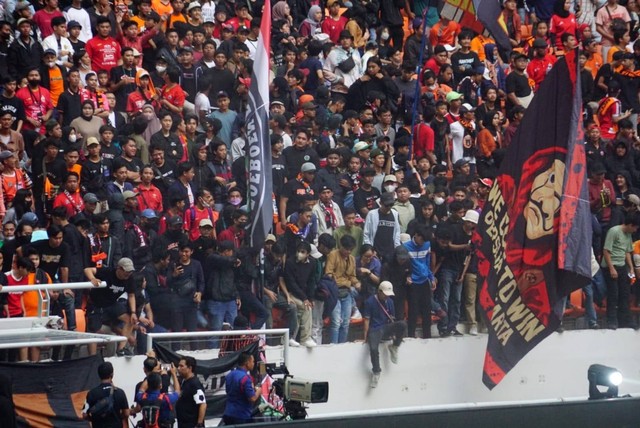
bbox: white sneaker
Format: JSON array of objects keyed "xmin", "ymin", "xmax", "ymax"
[
  {"xmin": 469, "ymin": 325, "xmax": 478, "ymax": 336},
  {"xmin": 289, "ymin": 339, "xmax": 301, "ymax": 347},
  {"xmin": 302, "ymin": 339, "xmax": 317, "ymax": 348},
  {"xmin": 351, "ymin": 308, "xmax": 363, "ymax": 320},
  {"xmin": 388, "ymin": 344, "xmax": 398, "ymax": 364},
  {"xmin": 370, "ymin": 373, "xmax": 380, "ymax": 388}
]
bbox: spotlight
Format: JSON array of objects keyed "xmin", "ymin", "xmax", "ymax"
[{"xmin": 588, "ymin": 364, "xmax": 623, "ymax": 399}]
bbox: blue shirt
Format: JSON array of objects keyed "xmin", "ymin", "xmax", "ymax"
[
  {"xmin": 404, "ymin": 239, "xmax": 435, "ymax": 285},
  {"xmin": 135, "ymin": 390, "xmax": 179, "ymax": 423},
  {"xmin": 363, "ymin": 294, "xmax": 395, "ymax": 330},
  {"xmin": 224, "ymin": 367, "xmax": 256, "ymax": 420}
]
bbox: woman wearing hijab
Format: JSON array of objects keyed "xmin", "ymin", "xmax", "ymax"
[
  {"xmin": 549, "ymin": 0, "xmax": 577, "ymax": 51},
  {"xmin": 299, "ymin": 5, "xmax": 323, "ymax": 37},
  {"xmin": 272, "ymin": 1, "xmax": 293, "ymax": 25},
  {"xmin": 126, "ymin": 68, "xmax": 160, "ymax": 118},
  {"xmin": 70, "ymin": 101, "xmax": 103, "ymax": 145},
  {"xmin": 140, "ymin": 104, "xmax": 162, "ymax": 145},
  {"xmin": 476, "ymin": 110, "xmax": 503, "ymax": 178}
]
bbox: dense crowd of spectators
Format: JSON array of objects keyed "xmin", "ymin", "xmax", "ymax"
[{"xmin": 0, "ymin": 0, "xmax": 640, "ymax": 360}]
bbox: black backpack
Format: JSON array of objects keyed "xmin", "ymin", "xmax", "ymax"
[
  {"xmin": 138, "ymin": 392, "xmax": 175, "ymax": 428},
  {"xmin": 88, "ymin": 386, "xmax": 117, "ymax": 421}
]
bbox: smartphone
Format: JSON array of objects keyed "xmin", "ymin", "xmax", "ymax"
[{"xmin": 161, "ymin": 363, "xmax": 172, "ymax": 371}]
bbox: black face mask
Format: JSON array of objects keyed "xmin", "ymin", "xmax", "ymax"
[{"xmin": 28, "ymin": 79, "xmax": 40, "ymax": 88}]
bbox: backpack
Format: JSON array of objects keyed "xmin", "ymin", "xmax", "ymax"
[
  {"xmin": 139, "ymin": 392, "xmax": 175, "ymax": 428},
  {"xmin": 88, "ymin": 386, "xmax": 117, "ymax": 422}
]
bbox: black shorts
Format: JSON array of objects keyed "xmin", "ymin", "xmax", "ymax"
[{"xmin": 87, "ymin": 302, "xmax": 128, "ymax": 333}]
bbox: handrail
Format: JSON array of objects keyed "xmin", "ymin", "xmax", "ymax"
[
  {"xmin": 0, "ymin": 281, "xmax": 107, "ymax": 293},
  {"xmin": 147, "ymin": 328, "xmax": 291, "ymax": 365}
]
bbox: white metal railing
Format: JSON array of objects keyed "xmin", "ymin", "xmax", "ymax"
[
  {"xmin": 147, "ymin": 328, "xmax": 291, "ymax": 365},
  {"xmin": 0, "ymin": 281, "xmax": 106, "ymax": 318}
]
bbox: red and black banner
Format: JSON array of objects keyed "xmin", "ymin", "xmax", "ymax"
[
  {"xmin": 474, "ymin": 50, "xmax": 592, "ymax": 389},
  {"xmin": 0, "ymin": 355, "xmax": 102, "ymax": 427}
]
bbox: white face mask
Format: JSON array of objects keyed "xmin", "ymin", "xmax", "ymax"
[
  {"xmin": 434, "ymin": 196, "xmax": 445, "ymax": 206},
  {"xmin": 68, "ymin": 134, "xmax": 77, "ymax": 143},
  {"xmin": 156, "ymin": 65, "xmax": 167, "ymax": 73},
  {"xmin": 47, "ymin": 61, "xmax": 56, "ymax": 68},
  {"xmin": 229, "ymin": 197, "xmax": 242, "ymax": 206},
  {"xmin": 384, "ymin": 184, "xmax": 397, "ymax": 193},
  {"xmin": 381, "ymin": 31, "xmax": 390, "ymax": 41},
  {"xmin": 296, "ymin": 252, "xmax": 307, "ymax": 262}
]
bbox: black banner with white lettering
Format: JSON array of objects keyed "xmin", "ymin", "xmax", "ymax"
[
  {"xmin": 474, "ymin": 50, "xmax": 592, "ymax": 389},
  {"xmin": 153, "ymin": 341, "xmax": 260, "ymax": 417}
]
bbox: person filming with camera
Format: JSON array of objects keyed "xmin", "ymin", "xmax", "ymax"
[{"xmin": 223, "ymin": 352, "xmax": 262, "ymax": 425}]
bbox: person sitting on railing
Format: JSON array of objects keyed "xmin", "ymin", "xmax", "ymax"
[
  {"xmin": 84, "ymin": 257, "xmax": 138, "ymax": 357},
  {"xmin": 219, "ymin": 315, "xmax": 260, "ymax": 357}
]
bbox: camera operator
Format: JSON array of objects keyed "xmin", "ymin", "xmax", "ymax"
[{"xmin": 223, "ymin": 352, "xmax": 262, "ymax": 425}]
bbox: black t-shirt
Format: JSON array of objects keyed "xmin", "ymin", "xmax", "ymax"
[
  {"xmin": 109, "ymin": 66, "xmax": 138, "ymax": 112},
  {"xmin": 33, "ymin": 157, "xmax": 67, "ymax": 193},
  {"xmin": 505, "ymin": 71, "xmax": 532, "ymax": 109},
  {"xmin": 62, "ymin": 223, "xmax": 90, "ymax": 280},
  {"xmin": 282, "ymin": 179, "xmax": 316, "ymax": 218},
  {"xmin": 100, "ymin": 144, "xmax": 122, "ymax": 162},
  {"xmin": 89, "ymin": 267, "xmax": 135, "ymax": 308},
  {"xmin": 150, "ymin": 132, "xmax": 183, "ymax": 163},
  {"xmin": 450, "ymin": 50, "xmax": 481, "ymax": 83},
  {"xmin": 27, "ymin": 240, "xmax": 70, "ymax": 280},
  {"xmin": 272, "ymin": 155, "xmax": 287, "ymax": 199},
  {"xmin": 57, "ymin": 89, "xmax": 83, "ymax": 127},
  {"xmin": 282, "ymin": 146, "xmax": 320, "ymax": 180},
  {"xmin": 373, "ymin": 209, "xmax": 396, "ymax": 256},
  {"xmin": 353, "ymin": 186, "xmax": 381, "ymax": 216},
  {"xmin": 119, "ymin": 156, "xmax": 145, "ymax": 178},
  {"xmin": 84, "ymin": 383, "xmax": 129, "ymax": 428},
  {"xmin": 176, "ymin": 376, "xmax": 206, "ymax": 424},
  {"xmin": 0, "ymin": 94, "xmax": 26, "ymax": 129},
  {"xmin": 179, "ymin": 65, "xmax": 197, "ymax": 103}
]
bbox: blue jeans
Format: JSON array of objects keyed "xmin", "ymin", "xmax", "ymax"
[
  {"xmin": 583, "ymin": 282, "xmax": 597, "ymax": 326},
  {"xmin": 59, "ymin": 293, "xmax": 76, "ymax": 331},
  {"xmin": 206, "ymin": 299, "xmax": 238, "ymax": 347},
  {"xmin": 436, "ymin": 268, "xmax": 462, "ymax": 333},
  {"xmin": 330, "ymin": 295, "xmax": 352, "ymax": 344}
]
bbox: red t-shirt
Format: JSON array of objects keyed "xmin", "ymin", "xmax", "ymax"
[
  {"xmin": 413, "ymin": 123, "xmax": 435, "ymax": 159},
  {"xmin": 184, "ymin": 206, "xmax": 219, "ymax": 240},
  {"xmin": 127, "ymin": 91, "xmax": 149, "ymax": 114},
  {"xmin": 321, "ymin": 16, "xmax": 348, "ymax": 44},
  {"xmin": 161, "ymin": 84, "xmax": 186, "ymax": 109},
  {"xmin": 85, "ymin": 36, "xmax": 122, "ymax": 72},
  {"xmin": 598, "ymin": 97, "xmax": 622, "ymax": 140},
  {"xmin": 53, "ymin": 191, "xmax": 85, "ymax": 218},
  {"xmin": 16, "ymin": 86, "xmax": 53, "ymax": 134},
  {"xmin": 527, "ymin": 55, "xmax": 557, "ymax": 91},
  {"xmin": 549, "ymin": 14, "xmax": 577, "ymax": 48},
  {"xmin": 5, "ymin": 271, "xmax": 29, "ymax": 317},
  {"xmin": 32, "ymin": 9, "xmax": 64, "ymax": 39}
]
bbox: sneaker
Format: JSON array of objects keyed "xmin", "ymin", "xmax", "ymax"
[
  {"xmin": 469, "ymin": 325, "xmax": 478, "ymax": 336},
  {"xmin": 351, "ymin": 308, "xmax": 363, "ymax": 320},
  {"xmin": 302, "ymin": 339, "xmax": 317, "ymax": 348},
  {"xmin": 289, "ymin": 339, "xmax": 301, "ymax": 347},
  {"xmin": 450, "ymin": 329, "xmax": 463, "ymax": 337},
  {"xmin": 370, "ymin": 373, "xmax": 380, "ymax": 389},
  {"xmin": 388, "ymin": 344, "xmax": 399, "ymax": 364},
  {"xmin": 589, "ymin": 323, "xmax": 599, "ymax": 330},
  {"xmin": 439, "ymin": 330, "xmax": 451, "ymax": 338},
  {"xmin": 116, "ymin": 347, "xmax": 134, "ymax": 357},
  {"xmin": 556, "ymin": 323, "xmax": 564, "ymax": 333}
]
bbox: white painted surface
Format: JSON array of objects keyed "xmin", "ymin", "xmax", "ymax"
[{"xmin": 108, "ymin": 329, "xmax": 640, "ymax": 418}]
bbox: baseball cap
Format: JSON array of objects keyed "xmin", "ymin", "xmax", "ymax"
[
  {"xmin": 462, "ymin": 210, "xmax": 479, "ymax": 224},
  {"xmin": 454, "ymin": 158, "xmax": 470, "ymax": 168},
  {"xmin": 199, "ymin": 218, "xmax": 214, "ymax": 228},
  {"xmin": 20, "ymin": 212, "xmax": 38, "ymax": 226},
  {"xmin": 383, "ymin": 174, "xmax": 397, "ymax": 183},
  {"xmin": 265, "ymin": 234, "xmax": 277, "ymax": 243},
  {"xmin": 178, "ymin": 46, "xmax": 193, "ymax": 54},
  {"xmin": 379, "ymin": 281, "xmax": 395, "ymax": 296},
  {"xmin": 83, "ymin": 193, "xmax": 99, "ymax": 204},
  {"xmin": 238, "ymin": 76, "xmax": 251, "ymax": 87},
  {"xmin": 16, "ymin": 18, "xmax": 32, "ymax": 26},
  {"xmin": 478, "ymin": 177, "xmax": 493, "ymax": 187},
  {"xmin": 301, "ymin": 101, "xmax": 318, "ymax": 110},
  {"xmin": 460, "ymin": 103, "xmax": 475, "ymax": 113},
  {"xmin": 412, "ymin": 17, "xmax": 422, "ymax": 28},
  {"xmin": 169, "ymin": 215, "xmax": 184, "ymax": 226},
  {"xmin": 301, "ymin": 162, "xmax": 317, "ymax": 173},
  {"xmin": 67, "ymin": 20, "xmax": 82, "ymax": 29},
  {"xmin": 370, "ymin": 148, "xmax": 384, "ymax": 159},
  {"xmin": 353, "ymin": 141, "xmax": 371, "ymax": 152},
  {"xmin": 15, "ymin": 1, "xmax": 31, "ymax": 11},
  {"xmin": 117, "ymin": 257, "xmax": 136, "ymax": 272},
  {"xmin": 446, "ymin": 91, "xmax": 463, "ymax": 103},
  {"xmin": 86, "ymin": 137, "xmax": 100, "ymax": 147},
  {"xmin": 270, "ymin": 100, "xmax": 284, "ymax": 107},
  {"xmin": 627, "ymin": 194, "xmax": 640, "ymax": 208},
  {"xmin": 141, "ymin": 209, "xmax": 158, "ymax": 219},
  {"xmin": 217, "ymin": 90, "xmax": 230, "ymax": 99},
  {"xmin": 187, "ymin": 1, "xmax": 201, "ymax": 11},
  {"xmin": 131, "ymin": 48, "xmax": 141, "ymax": 57},
  {"xmin": 0, "ymin": 151, "xmax": 14, "ymax": 161},
  {"xmin": 122, "ymin": 190, "xmax": 138, "ymax": 200},
  {"xmin": 43, "ymin": 48, "xmax": 56, "ymax": 56}
]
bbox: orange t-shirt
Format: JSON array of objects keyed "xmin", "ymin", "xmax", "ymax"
[
  {"xmin": 48, "ymin": 66, "xmax": 65, "ymax": 107},
  {"xmin": 23, "ymin": 271, "xmax": 52, "ymax": 317},
  {"xmin": 429, "ymin": 21, "xmax": 460, "ymax": 47}
]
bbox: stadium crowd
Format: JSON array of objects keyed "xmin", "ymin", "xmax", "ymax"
[{"xmin": 0, "ymin": 0, "xmax": 639, "ymax": 362}]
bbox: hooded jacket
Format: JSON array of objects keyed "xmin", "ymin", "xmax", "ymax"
[{"xmin": 204, "ymin": 253, "xmax": 239, "ymax": 301}]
